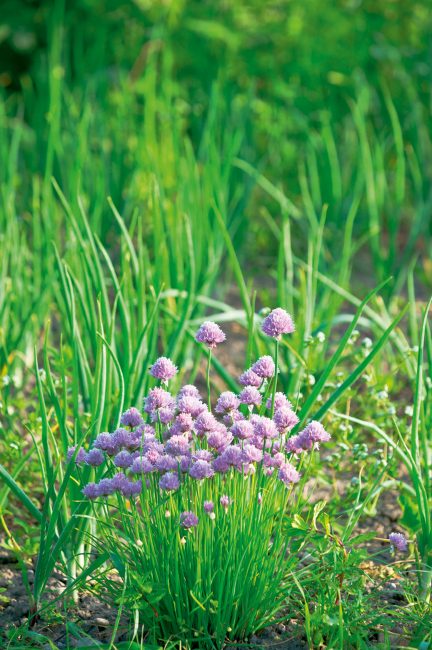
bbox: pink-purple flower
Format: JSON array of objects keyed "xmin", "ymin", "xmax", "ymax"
[
  {"xmin": 266, "ymin": 392, "xmax": 292, "ymax": 410},
  {"xmin": 389, "ymin": 532, "xmax": 408, "ymax": 552},
  {"xmin": 120, "ymin": 407, "xmax": 143, "ymax": 428},
  {"xmin": 150, "ymin": 357, "xmax": 178, "ymax": 383},
  {"xmin": 251, "ymin": 356, "xmax": 275, "ymax": 379},
  {"xmin": 144, "ymin": 388, "xmax": 174, "ymax": 414},
  {"xmin": 278, "ymin": 462, "xmax": 300, "ymax": 486},
  {"xmin": 215, "ymin": 391, "xmax": 240, "ymax": 414},
  {"xmin": 273, "ymin": 407, "xmax": 299, "ymax": 433},
  {"xmin": 159, "ymin": 472, "xmax": 180, "ymax": 491},
  {"xmin": 262, "ymin": 308, "xmax": 295, "ymax": 339},
  {"xmin": 189, "ymin": 460, "xmax": 215, "ymax": 480},
  {"xmin": 238, "ymin": 369, "xmax": 262, "ymax": 387},
  {"xmin": 195, "ymin": 321, "xmax": 226, "ymax": 349},
  {"xmin": 180, "ymin": 511, "xmax": 199, "ymax": 528},
  {"xmin": 239, "ymin": 386, "xmax": 262, "ymax": 408}
]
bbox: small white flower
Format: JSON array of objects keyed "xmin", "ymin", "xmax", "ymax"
[
  {"xmin": 404, "ymin": 405, "xmax": 414, "ymax": 417},
  {"xmin": 307, "ymin": 374, "xmax": 316, "ymax": 386},
  {"xmin": 316, "ymin": 331, "xmax": 326, "ymax": 343}
]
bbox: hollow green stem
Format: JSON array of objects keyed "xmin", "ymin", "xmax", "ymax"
[
  {"xmin": 271, "ymin": 339, "xmax": 279, "ymax": 417},
  {"xmin": 207, "ymin": 349, "xmax": 212, "ymax": 411}
]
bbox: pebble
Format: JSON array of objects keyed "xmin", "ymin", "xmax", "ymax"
[{"xmin": 94, "ymin": 617, "xmax": 110, "ymax": 626}]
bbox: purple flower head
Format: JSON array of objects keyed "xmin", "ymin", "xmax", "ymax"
[
  {"xmin": 85, "ymin": 448, "xmax": 104, "ymax": 467},
  {"xmin": 231, "ymin": 420, "xmax": 254, "ymax": 440},
  {"xmin": 137, "ymin": 424, "xmax": 156, "ymax": 438},
  {"xmin": 67, "ymin": 446, "xmax": 87, "ymax": 465},
  {"xmin": 189, "ymin": 460, "xmax": 215, "ymax": 480},
  {"xmin": 145, "ymin": 446, "xmax": 163, "ymax": 464},
  {"xmin": 82, "ymin": 483, "xmax": 99, "ymax": 499},
  {"xmin": 156, "ymin": 454, "xmax": 179, "ymax": 472},
  {"xmin": 178, "ymin": 384, "xmax": 201, "ymax": 399},
  {"xmin": 114, "ymin": 450, "xmax": 134, "ymax": 468},
  {"xmin": 177, "ymin": 395, "xmax": 207, "ymax": 418},
  {"xmin": 165, "ymin": 435, "xmax": 189, "ymax": 456},
  {"xmin": 171, "ymin": 413, "xmax": 194, "ymax": 435},
  {"xmin": 111, "ymin": 473, "xmax": 129, "ymax": 491},
  {"xmin": 193, "ymin": 449, "xmax": 214, "ymax": 462},
  {"xmin": 180, "ymin": 511, "xmax": 199, "ymax": 529},
  {"xmin": 165, "ymin": 435, "xmax": 190, "ymax": 457},
  {"xmin": 220, "ymin": 495, "xmax": 232, "ymax": 509},
  {"xmin": 130, "ymin": 456, "xmax": 155, "ymax": 474},
  {"xmin": 97, "ymin": 478, "xmax": 117, "ymax": 496},
  {"xmin": 264, "ymin": 451, "xmax": 285, "ymax": 469},
  {"xmin": 274, "ymin": 407, "xmax": 299, "ymax": 433},
  {"xmin": 112, "ymin": 428, "xmax": 132, "ymax": 449},
  {"xmin": 128, "ymin": 424, "xmax": 155, "ymax": 449},
  {"xmin": 204, "ymin": 500, "xmax": 214, "ymax": 513},
  {"xmin": 250, "ymin": 434, "xmax": 265, "ymax": 449},
  {"xmin": 242, "ymin": 444, "xmax": 263, "ymax": 463},
  {"xmin": 278, "ymin": 462, "xmax": 300, "ymax": 486},
  {"xmin": 239, "ymin": 386, "xmax": 262, "ymax": 408},
  {"xmin": 266, "ymin": 392, "xmax": 292, "ymax": 410},
  {"xmin": 159, "ymin": 472, "xmax": 180, "ymax": 491},
  {"xmin": 251, "ymin": 415, "xmax": 278, "ymax": 439},
  {"xmin": 212, "ymin": 455, "xmax": 230, "ymax": 473},
  {"xmin": 215, "ymin": 391, "xmax": 240, "ymax": 414},
  {"xmin": 262, "ymin": 308, "xmax": 295, "ymax": 339},
  {"xmin": 272, "ymin": 451, "xmax": 285, "ymax": 468},
  {"xmin": 252, "ymin": 356, "xmax": 275, "ymax": 379},
  {"xmin": 298, "ymin": 421, "xmax": 331, "ymax": 450},
  {"xmin": 389, "ymin": 532, "xmax": 408, "ymax": 552},
  {"xmin": 120, "ymin": 480, "xmax": 142, "ymax": 497},
  {"xmin": 150, "ymin": 357, "xmax": 178, "ymax": 383},
  {"xmin": 219, "ymin": 445, "xmax": 243, "ymax": 469},
  {"xmin": 144, "ymin": 388, "xmax": 174, "ymax": 414},
  {"xmin": 158, "ymin": 407, "xmax": 176, "ymax": 425},
  {"xmin": 93, "ymin": 433, "xmax": 119, "ymax": 456},
  {"xmin": 120, "ymin": 407, "xmax": 143, "ymax": 428},
  {"xmin": 195, "ymin": 321, "xmax": 226, "ymax": 349},
  {"xmin": 239, "ymin": 369, "xmax": 262, "ymax": 387},
  {"xmin": 179, "ymin": 454, "xmax": 192, "ymax": 472},
  {"xmin": 195, "ymin": 412, "xmax": 219, "ymax": 436},
  {"xmin": 285, "ymin": 434, "xmax": 302, "ymax": 454},
  {"xmin": 207, "ymin": 426, "xmax": 233, "ymax": 451}
]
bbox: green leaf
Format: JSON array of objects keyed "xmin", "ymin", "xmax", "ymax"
[
  {"xmin": 0, "ymin": 463, "xmax": 42, "ymax": 523},
  {"xmin": 398, "ymin": 492, "xmax": 421, "ymax": 533}
]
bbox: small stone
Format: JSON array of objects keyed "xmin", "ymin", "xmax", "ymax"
[{"xmin": 94, "ymin": 617, "xmax": 110, "ymax": 626}]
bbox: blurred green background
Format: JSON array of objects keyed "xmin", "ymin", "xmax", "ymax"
[{"xmin": 1, "ymin": 0, "xmax": 432, "ymax": 290}]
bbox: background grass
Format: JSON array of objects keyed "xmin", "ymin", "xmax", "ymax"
[{"xmin": 0, "ymin": 1, "xmax": 431, "ymax": 648}]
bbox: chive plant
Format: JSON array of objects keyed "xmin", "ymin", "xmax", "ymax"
[{"xmin": 67, "ymin": 311, "xmax": 333, "ymax": 647}]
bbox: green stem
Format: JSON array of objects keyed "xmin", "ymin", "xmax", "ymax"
[
  {"xmin": 271, "ymin": 339, "xmax": 279, "ymax": 418},
  {"xmin": 207, "ymin": 349, "xmax": 212, "ymax": 411}
]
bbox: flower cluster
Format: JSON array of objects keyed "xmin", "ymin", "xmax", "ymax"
[
  {"xmin": 70, "ymin": 310, "xmax": 331, "ymax": 527},
  {"xmin": 389, "ymin": 532, "xmax": 408, "ymax": 552}
]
